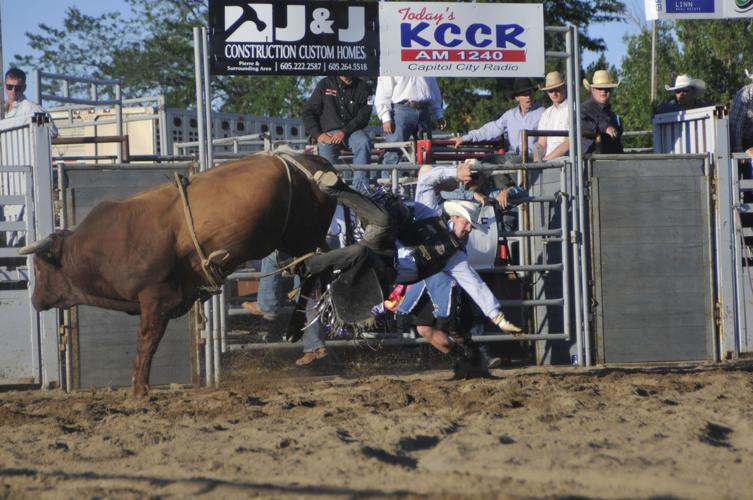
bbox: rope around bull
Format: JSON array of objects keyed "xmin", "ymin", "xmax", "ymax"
[{"xmin": 174, "ymin": 151, "xmax": 320, "ymax": 290}]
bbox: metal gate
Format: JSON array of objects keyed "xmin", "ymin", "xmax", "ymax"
[
  {"xmin": 0, "ymin": 116, "xmax": 59, "ymax": 387},
  {"xmin": 61, "ymin": 164, "xmax": 196, "ymax": 389},
  {"xmin": 589, "ymin": 155, "xmax": 715, "ymax": 363}
]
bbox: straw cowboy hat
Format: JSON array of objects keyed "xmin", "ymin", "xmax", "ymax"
[
  {"xmin": 444, "ymin": 200, "xmax": 482, "ymax": 229},
  {"xmin": 582, "ymin": 70, "xmax": 620, "ymax": 91},
  {"xmin": 539, "ymin": 71, "xmax": 566, "ymax": 91},
  {"xmin": 665, "ymin": 74, "xmax": 706, "ymax": 93}
]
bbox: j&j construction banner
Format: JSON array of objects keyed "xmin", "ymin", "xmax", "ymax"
[
  {"xmin": 379, "ymin": 2, "xmax": 544, "ymax": 78},
  {"xmin": 645, "ymin": 0, "xmax": 753, "ymax": 20},
  {"xmin": 209, "ymin": 0, "xmax": 379, "ymax": 76},
  {"xmin": 208, "ymin": 1, "xmax": 545, "ymax": 77}
]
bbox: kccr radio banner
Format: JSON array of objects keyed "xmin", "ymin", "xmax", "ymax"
[
  {"xmin": 209, "ymin": 0, "xmax": 379, "ymax": 76},
  {"xmin": 379, "ymin": 2, "xmax": 545, "ymax": 78}
]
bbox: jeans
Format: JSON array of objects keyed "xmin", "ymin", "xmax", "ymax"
[
  {"xmin": 256, "ymin": 252, "xmax": 300, "ymax": 315},
  {"xmin": 318, "ymin": 129, "xmax": 371, "ymax": 192},
  {"xmin": 302, "ymin": 291, "xmax": 326, "ymax": 352},
  {"xmin": 383, "ymin": 104, "xmax": 432, "ymax": 165}
]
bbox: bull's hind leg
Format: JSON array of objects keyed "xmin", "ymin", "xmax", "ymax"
[{"xmin": 132, "ymin": 284, "xmax": 182, "ymax": 397}]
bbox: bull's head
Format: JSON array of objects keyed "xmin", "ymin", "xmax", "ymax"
[{"xmin": 18, "ymin": 230, "xmax": 78, "ymax": 311}]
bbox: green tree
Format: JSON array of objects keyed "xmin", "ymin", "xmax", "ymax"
[
  {"xmin": 675, "ymin": 18, "xmax": 753, "ymax": 106},
  {"xmin": 16, "ymin": 0, "xmax": 625, "ymax": 123},
  {"xmin": 610, "ymin": 22, "xmax": 679, "ymax": 142},
  {"xmin": 15, "ymin": 0, "xmax": 311, "ymax": 116}
]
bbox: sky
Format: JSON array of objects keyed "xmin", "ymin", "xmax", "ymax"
[{"xmin": 0, "ymin": 0, "xmax": 642, "ymax": 99}]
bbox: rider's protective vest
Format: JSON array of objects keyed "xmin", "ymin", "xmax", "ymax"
[{"xmin": 398, "ymin": 216, "xmax": 461, "ymax": 279}]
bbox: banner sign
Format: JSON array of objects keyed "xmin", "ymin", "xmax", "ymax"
[
  {"xmin": 645, "ymin": 0, "xmax": 753, "ymax": 20},
  {"xmin": 378, "ymin": 2, "xmax": 545, "ymax": 78},
  {"xmin": 209, "ymin": 1, "xmax": 379, "ymax": 76}
]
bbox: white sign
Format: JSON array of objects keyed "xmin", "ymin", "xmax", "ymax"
[
  {"xmin": 645, "ymin": 0, "xmax": 753, "ymax": 20},
  {"xmin": 379, "ymin": 2, "xmax": 545, "ymax": 77}
]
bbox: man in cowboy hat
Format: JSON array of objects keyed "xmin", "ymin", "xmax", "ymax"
[
  {"xmin": 450, "ymin": 78, "xmax": 544, "ymax": 158},
  {"xmin": 731, "ymin": 69, "xmax": 753, "ymax": 158},
  {"xmin": 581, "ymin": 69, "xmax": 623, "ymax": 154},
  {"xmin": 534, "ymin": 71, "xmax": 570, "ymax": 161},
  {"xmin": 655, "ymin": 74, "xmax": 708, "ymax": 114}
]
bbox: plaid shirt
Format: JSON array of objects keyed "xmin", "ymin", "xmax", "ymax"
[{"xmin": 730, "ymin": 83, "xmax": 753, "ymax": 152}]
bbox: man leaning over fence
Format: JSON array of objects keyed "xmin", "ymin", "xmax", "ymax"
[
  {"xmin": 303, "ymin": 75, "xmax": 372, "ymax": 192},
  {"xmin": 449, "ymin": 78, "xmax": 544, "ymax": 161},
  {"xmin": 655, "ymin": 74, "xmax": 708, "ymax": 115},
  {"xmin": 581, "ymin": 70, "xmax": 623, "ymax": 155}
]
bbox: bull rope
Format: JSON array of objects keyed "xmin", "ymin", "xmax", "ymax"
[{"xmin": 174, "ymin": 173, "xmax": 226, "ymax": 292}]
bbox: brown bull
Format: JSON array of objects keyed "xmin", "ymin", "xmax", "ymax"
[{"xmin": 20, "ymin": 153, "xmax": 336, "ymax": 396}]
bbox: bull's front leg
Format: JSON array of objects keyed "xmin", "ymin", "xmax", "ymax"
[{"xmin": 132, "ymin": 284, "xmax": 179, "ymax": 397}]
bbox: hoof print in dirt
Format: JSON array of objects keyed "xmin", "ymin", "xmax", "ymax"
[
  {"xmin": 49, "ymin": 442, "xmax": 69, "ymax": 451},
  {"xmin": 282, "ymin": 399, "xmax": 317, "ymax": 410},
  {"xmin": 699, "ymin": 422, "xmax": 733, "ymax": 448},
  {"xmin": 336, "ymin": 429, "xmax": 357, "ymax": 443},
  {"xmin": 504, "ymin": 399, "xmax": 524, "ymax": 409},
  {"xmin": 361, "ymin": 446, "xmax": 417, "ymax": 469},
  {"xmin": 499, "ymin": 435, "xmax": 516, "ymax": 445},
  {"xmin": 278, "ymin": 438, "xmax": 297, "ymax": 449},
  {"xmin": 397, "ymin": 435, "xmax": 440, "ymax": 453},
  {"xmin": 245, "ymin": 396, "xmax": 267, "ymax": 406},
  {"xmin": 662, "ymin": 399, "xmax": 679, "ymax": 406},
  {"xmin": 633, "ymin": 387, "xmax": 657, "ymax": 397},
  {"xmin": 59, "ymin": 424, "xmax": 84, "ymax": 434}
]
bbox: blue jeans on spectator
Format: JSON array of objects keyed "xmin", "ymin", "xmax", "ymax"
[
  {"xmin": 383, "ymin": 104, "xmax": 432, "ymax": 166},
  {"xmin": 302, "ymin": 293, "xmax": 326, "ymax": 352},
  {"xmin": 257, "ymin": 251, "xmax": 324, "ymax": 353},
  {"xmin": 318, "ymin": 129, "xmax": 371, "ymax": 192}
]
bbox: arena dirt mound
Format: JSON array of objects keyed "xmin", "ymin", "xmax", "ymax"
[{"xmin": 2, "ymin": 363, "xmax": 753, "ymax": 498}]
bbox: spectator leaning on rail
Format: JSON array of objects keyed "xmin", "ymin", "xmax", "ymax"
[
  {"xmin": 303, "ymin": 75, "xmax": 372, "ymax": 192},
  {"xmin": 731, "ymin": 69, "xmax": 753, "ymax": 160},
  {"xmin": 3, "ymin": 68, "xmax": 58, "ymax": 137},
  {"xmin": 374, "ymin": 76, "xmax": 447, "ymax": 164},
  {"xmin": 533, "ymin": 71, "xmax": 570, "ymax": 162},
  {"xmin": 450, "ymin": 78, "xmax": 543, "ymax": 159},
  {"xmin": 581, "ymin": 69, "xmax": 622, "ymax": 154},
  {"xmin": 655, "ymin": 74, "xmax": 708, "ymax": 115}
]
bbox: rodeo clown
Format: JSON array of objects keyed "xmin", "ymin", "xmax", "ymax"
[{"xmin": 302, "ymin": 159, "xmax": 523, "ymax": 378}]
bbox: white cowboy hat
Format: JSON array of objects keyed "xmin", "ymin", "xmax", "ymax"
[
  {"xmin": 539, "ymin": 71, "xmax": 566, "ymax": 91},
  {"xmin": 583, "ymin": 70, "xmax": 620, "ymax": 91},
  {"xmin": 746, "ymin": 69, "xmax": 753, "ymax": 80},
  {"xmin": 665, "ymin": 74, "xmax": 706, "ymax": 92},
  {"xmin": 444, "ymin": 200, "xmax": 482, "ymax": 229}
]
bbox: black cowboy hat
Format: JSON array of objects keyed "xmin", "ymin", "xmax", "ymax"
[{"xmin": 508, "ymin": 78, "xmax": 537, "ymax": 97}]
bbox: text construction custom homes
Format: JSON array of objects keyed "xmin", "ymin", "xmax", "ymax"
[
  {"xmin": 209, "ymin": 0, "xmax": 379, "ymax": 76},
  {"xmin": 379, "ymin": 2, "xmax": 545, "ymax": 78}
]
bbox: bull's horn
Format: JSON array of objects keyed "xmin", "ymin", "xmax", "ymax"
[{"xmin": 18, "ymin": 237, "xmax": 53, "ymax": 255}]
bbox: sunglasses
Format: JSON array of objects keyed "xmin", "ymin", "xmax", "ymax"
[
  {"xmin": 5, "ymin": 83, "xmax": 24, "ymax": 91},
  {"xmin": 674, "ymin": 88, "xmax": 690, "ymax": 94}
]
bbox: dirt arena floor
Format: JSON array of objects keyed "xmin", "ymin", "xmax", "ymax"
[{"xmin": 2, "ymin": 356, "xmax": 753, "ymax": 499}]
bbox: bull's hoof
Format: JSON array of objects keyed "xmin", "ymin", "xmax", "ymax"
[{"xmin": 132, "ymin": 384, "xmax": 150, "ymax": 398}]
